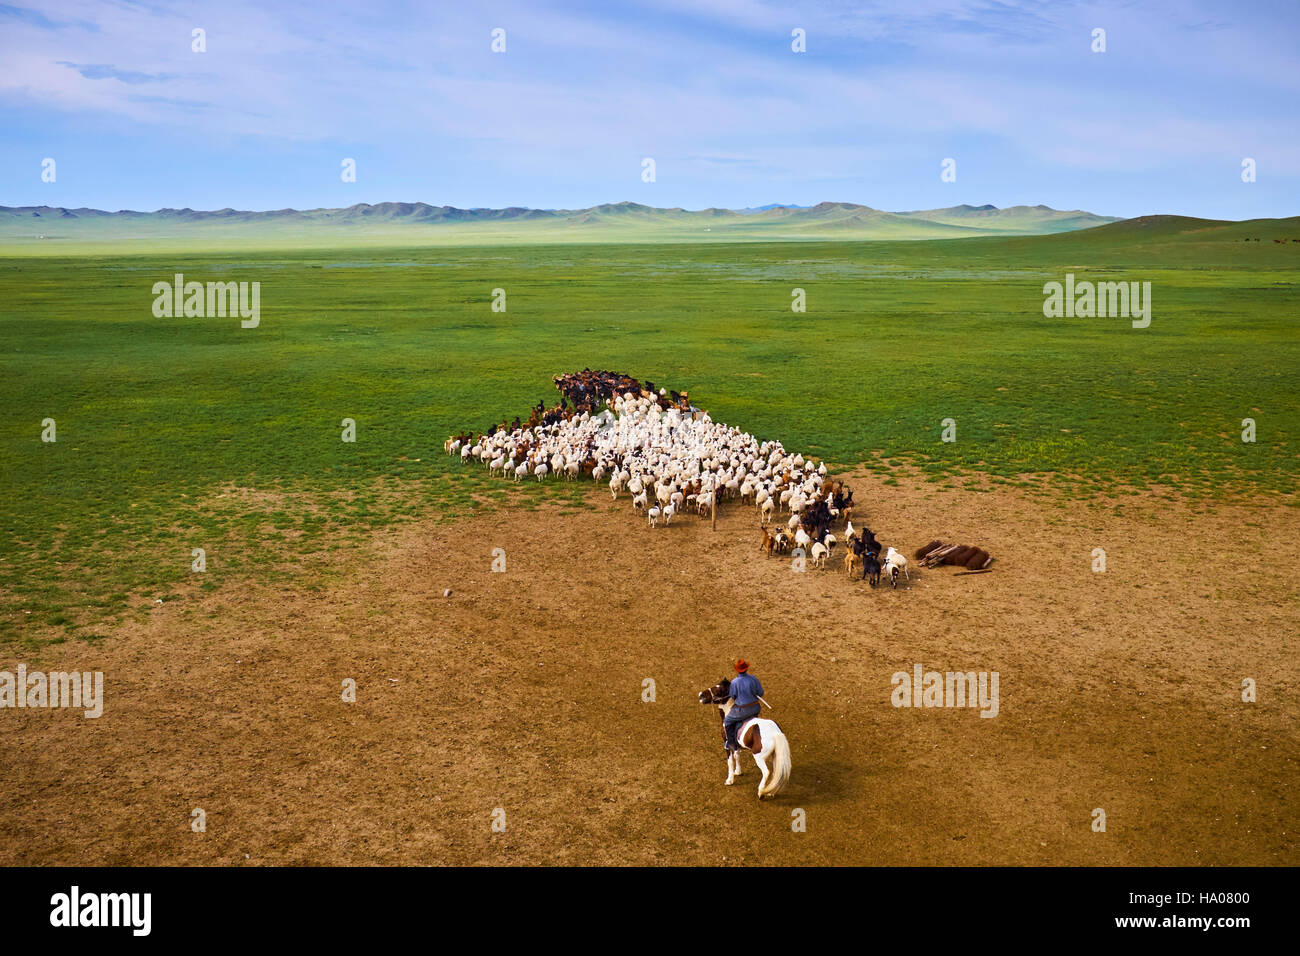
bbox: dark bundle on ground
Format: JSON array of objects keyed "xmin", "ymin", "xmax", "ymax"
[
  {"xmin": 915, "ymin": 540, "xmax": 944, "ymax": 561},
  {"xmin": 916, "ymin": 540, "xmax": 995, "ymax": 570}
]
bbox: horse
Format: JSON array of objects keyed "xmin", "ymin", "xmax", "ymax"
[{"xmin": 698, "ymin": 678, "xmax": 792, "ymax": 799}]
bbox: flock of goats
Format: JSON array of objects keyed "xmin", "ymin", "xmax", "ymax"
[{"xmin": 446, "ymin": 370, "xmax": 991, "ymax": 590}]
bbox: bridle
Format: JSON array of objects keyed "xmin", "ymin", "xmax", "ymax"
[{"xmin": 702, "ymin": 680, "xmax": 731, "ymax": 706}]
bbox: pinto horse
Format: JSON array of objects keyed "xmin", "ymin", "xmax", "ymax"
[{"xmin": 698, "ymin": 679, "xmax": 792, "ymax": 799}]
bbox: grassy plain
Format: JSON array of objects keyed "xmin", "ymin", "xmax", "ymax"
[{"xmin": 1, "ymin": 215, "xmax": 1296, "ymax": 647}]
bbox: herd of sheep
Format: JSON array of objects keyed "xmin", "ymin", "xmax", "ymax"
[
  {"xmin": 447, "ymin": 387, "xmax": 827, "ymax": 523},
  {"xmin": 445, "ymin": 377, "xmax": 987, "ymax": 587}
]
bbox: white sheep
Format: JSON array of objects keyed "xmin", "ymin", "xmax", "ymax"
[
  {"xmin": 442, "ymin": 388, "xmax": 841, "ymax": 552},
  {"xmin": 883, "ymin": 547, "xmax": 910, "ymax": 587},
  {"xmin": 811, "ymin": 541, "xmax": 828, "ymax": 569}
]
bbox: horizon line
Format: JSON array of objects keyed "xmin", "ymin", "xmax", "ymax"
[{"xmin": 2, "ymin": 199, "xmax": 1118, "ymax": 217}]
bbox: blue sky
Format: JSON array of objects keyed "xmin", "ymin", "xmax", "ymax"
[{"xmin": 1, "ymin": 0, "xmax": 1297, "ymax": 218}]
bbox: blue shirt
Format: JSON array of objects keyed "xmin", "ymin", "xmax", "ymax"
[{"xmin": 729, "ymin": 673, "xmax": 764, "ymax": 709}]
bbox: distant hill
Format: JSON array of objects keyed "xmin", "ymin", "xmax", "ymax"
[
  {"xmin": 739, "ymin": 203, "xmax": 812, "ymax": 214},
  {"xmin": 0, "ymin": 200, "xmax": 1124, "ymax": 249},
  {"xmin": 1028, "ymin": 213, "xmax": 1300, "ymax": 247}
]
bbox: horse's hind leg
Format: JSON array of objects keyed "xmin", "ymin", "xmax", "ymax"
[
  {"xmin": 725, "ymin": 752, "xmax": 737, "ymax": 786},
  {"xmin": 755, "ymin": 753, "xmax": 770, "ymax": 798}
]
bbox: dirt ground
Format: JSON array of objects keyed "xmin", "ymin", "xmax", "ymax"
[{"xmin": 2, "ymin": 473, "xmax": 1297, "ymax": 866}]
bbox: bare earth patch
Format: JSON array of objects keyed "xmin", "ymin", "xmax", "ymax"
[{"xmin": 2, "ymin": 474, "xmax": 1296, "ymax": 865}]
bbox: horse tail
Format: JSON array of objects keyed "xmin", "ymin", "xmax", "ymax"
[{"xmin": 762, "ymin": 728, "xmax": 792, "ymax": 797}]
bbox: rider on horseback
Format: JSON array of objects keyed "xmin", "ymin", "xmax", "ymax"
[{"xmin": 724, "ymin": 659, "xmax": 764, "ymax": 753}]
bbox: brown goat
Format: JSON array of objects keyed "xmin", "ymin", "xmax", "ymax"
[{"xmin": 845, "ymin": 551, "xmax": 863, "ymax": 578}]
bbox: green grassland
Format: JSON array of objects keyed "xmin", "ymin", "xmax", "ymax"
[{"xmin": 1, "ymin": 214, "xmax": 1296, "ymax": 648}]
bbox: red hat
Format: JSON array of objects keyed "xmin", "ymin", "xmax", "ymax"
[{"xmin": 734, "ymin": 659, "xmax": 749, "ymax": 673}]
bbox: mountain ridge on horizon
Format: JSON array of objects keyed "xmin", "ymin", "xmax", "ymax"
[
  {"xmin": 1, "ymin": 198, "xmax": 1114, "ymax": 222},
  {"xmin": 11, "ymin": 199, "xmax": 1253, "ymax": 248}
]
